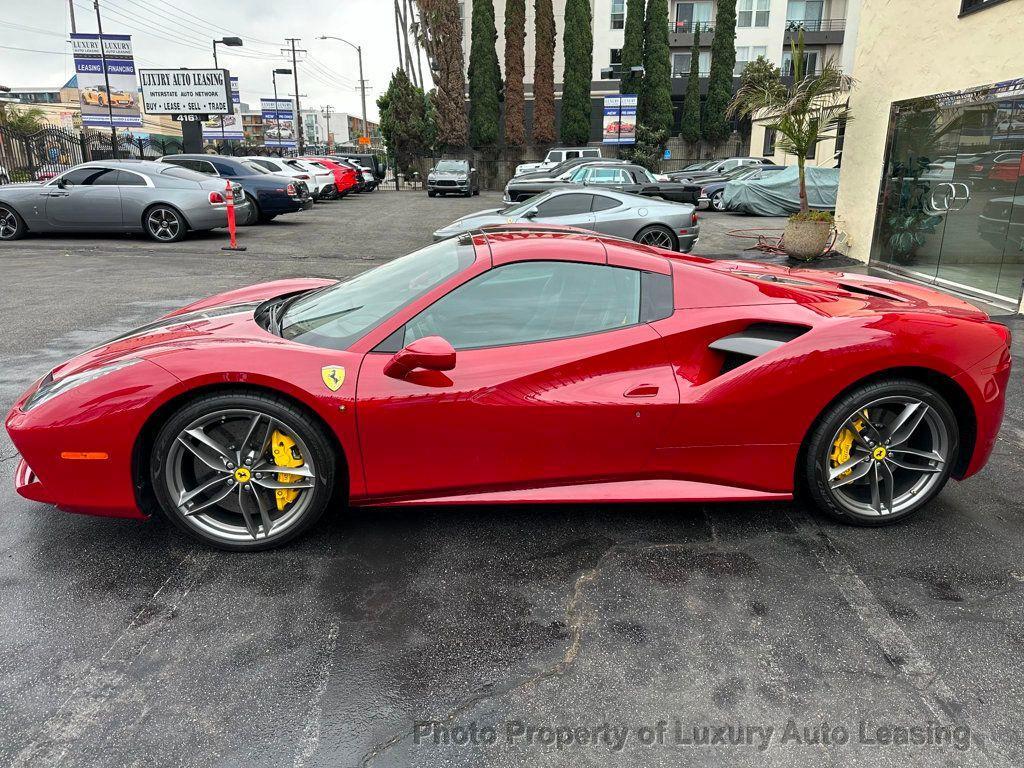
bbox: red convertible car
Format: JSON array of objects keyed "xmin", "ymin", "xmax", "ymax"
[{"xmin": 5, "ymin": 228, "xmax": 1012, "ymax": 550}]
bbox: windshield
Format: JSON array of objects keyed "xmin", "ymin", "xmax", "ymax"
[
  {"xmin": 280, "ymin": 238, "xmax": 478, "ymax": 349},
  {"xmin": 160, "ymin": 166, "xmax": 211, "ymax": 182},
  {"xmin": 435, "ymin": 160, "xmax": 468, "ymax": 172},
  {"xmin": 682, "ymin": 160, "xmax": 713, "ymax": 171},
  {"xmin": 499, "ymin": 192, "xmax": 549, "ymax": 216},
  {"xmin": 723, "ymin": 165, "xmax": 758, "ymax": 179}
]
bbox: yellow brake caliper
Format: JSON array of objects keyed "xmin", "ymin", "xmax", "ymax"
[
  {"xmin": 270, "ymin": 430, "xmax": 304, "ymax": 511},
  {"xmin": 830, "ymin": 416, "xmax": 865, "ymax": 478}
]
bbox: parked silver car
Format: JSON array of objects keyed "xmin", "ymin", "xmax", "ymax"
[
  {"xmin": 433, "ymin": 187, "xmax": 700, "ymax": 252},
  {"xmin": 426, "ymin": 159, "xmax": 480, "ymax": 197},
  {"xmin": 0, "ymin": 160, "xmax": 248, "ymax": 243}
]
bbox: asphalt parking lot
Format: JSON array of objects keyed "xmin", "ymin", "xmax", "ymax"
[{"xmin": 1, "ymin": 190, "xmax": 1022, "ymax": 768}]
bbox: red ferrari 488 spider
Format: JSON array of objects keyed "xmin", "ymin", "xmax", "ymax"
[{"xmin": 6, "ymin": 228, "xmax": 1012, "ymax": 550}]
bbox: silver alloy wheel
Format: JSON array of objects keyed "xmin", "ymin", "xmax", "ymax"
[
  {"xmin": 712, "ymin": 191, "xmax": 725, "ymax": 211},
  {"xmin": 164, "ymin": 408, "xmax": 317, "ymax": 543},
  {"xmin": 147, "ymin": 207, "xmax": 181, "ymax": 241},
  {"xmin": 825, "ymin": 395, "xmax": 950, "ymax": 517},
  {"xmin": 0, "ymin": 206, "xmax": 19, "ymax": 239},
  {"xmin": 637, "ymin": 227, "xmax": 675, "ymax": 249}
]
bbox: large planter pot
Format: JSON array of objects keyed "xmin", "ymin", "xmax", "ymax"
[{"xmin": 783, "ymin": 219, "xmax": 833, "ymax": 261}]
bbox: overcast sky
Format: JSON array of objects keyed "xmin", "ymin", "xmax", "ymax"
[{"xmin": 0, "ymin": 0, "xmax": 426, "ymax": 121}]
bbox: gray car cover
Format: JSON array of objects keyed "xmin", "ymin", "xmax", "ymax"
[{"xmin": 724, "ymin": 165, "xmax": 839, "ymax": 215}]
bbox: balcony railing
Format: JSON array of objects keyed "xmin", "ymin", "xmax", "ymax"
[
  {"xmin": 671, "ymin": 69, "xmax": 711, "ymax": 78},
  {"xmin": 785, "ymin": 18, "xmax": 846, "ymax": 31},
  {"xmin": 667, "ymin": 21, "xmax": 715, "ymax": 34}
]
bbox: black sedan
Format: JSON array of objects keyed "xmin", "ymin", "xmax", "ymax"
[
  {"xmin": 157, "ymin": 154, "xmax": 313, "ymax": 225},
  {"xmin": 504, "ymin": 162, "xmax": 698, "ymax": 204}
]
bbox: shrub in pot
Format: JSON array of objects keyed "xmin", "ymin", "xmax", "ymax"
[{"xmin": 784, "ymin": 210, "xmax": 834, "ymax": 261}]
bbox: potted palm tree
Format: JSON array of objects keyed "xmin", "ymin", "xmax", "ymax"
[{"xmin": 728, "ymin": 28, "xmax": 852, "ymax": 260}]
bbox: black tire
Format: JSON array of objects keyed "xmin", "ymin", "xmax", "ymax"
[
  {"xmin": 150, "ymin": 391, "xmax": 338, "ymax": 551},
  {"xmin": 803, "ymin": 378, "xmax": 959, "ymax": 526},
  {"xmin": 711, "ymin": 190, "xmax": 725, "ymax": 211},
  {"xmin": 238, "ymin": 194, "xmax": 260, "ymax": 226},
  {"xmin": 473, "ymin": 188, "xmax": 480, "ymax": 196},
  {"xmin": 428, "ymin": 190, "xmax": 436, "ymax": 198},
  {"xmin": 258, "ymin": 213, "xmax": 278, "ymax": 224},
  {"xmin": 0, "ymin": 203, "xmax": 27, "ymax": 241},
  {"xmin": 143, "ymin": 204, "xmax": 187, "ymax": 243},
  {"xmin": 634, "ymin": 224, "xmax": 679, "ymax": 251}
]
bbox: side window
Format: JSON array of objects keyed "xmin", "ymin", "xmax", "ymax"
[
  {"xmin": 115, "ymin": 170, "xmax": 146, "ymax": 186},
  {"xmin": 535, "ymin": 193, "xmax": 594, "ymax": 217},
  {"xmin": 588, "ymin": 168, "xmax": 624, "ymax": 184},
  {"xmin": 566, "ymin": 150, "xmax": 581, "ymax": 160},
  {"xmin": 59, "ymin": 167, "xmax": 112, "ymax": 186},
  {"xmin": 174, "ymin": 159, "xmax": 215, "ymax": 175},
  {"xmin": 640, "ymin": 272, "xmax": 674, "ymax": 323},
  {"xmin": 583, "ymin": 149, "xmax": 601, "ymax": 158},
  {"xmin": 404, "ymin": 261, "xmax": 642, "ymax": 350},
  {"xmin": 616, "ymin": 169, "xmax": 635, "ymax": 184},
  {"xmin": 87, "ymin": 169, "xmax": 121, "ymax": 186},
  {"xmin": 590, "ymin": 195, "xmax": 619, "ymax": 212},
  {"xmin": 210, "ymin": 160, "xmax": 235, "ymax": 175}
]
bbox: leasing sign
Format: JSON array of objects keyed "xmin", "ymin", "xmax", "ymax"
[
  {"xmin": 71, "ymin": 33, "xmax": 142, "ymax": 128},
  {"xmin": 139, "ymin": 69, "xmax": 233, "ymax": 116}
]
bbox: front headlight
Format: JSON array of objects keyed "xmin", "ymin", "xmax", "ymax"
[
  {"xmin": 457, "ymin": 174, "xmax": 468, "ymax": 180},
  {"xmin": 23, "ymin": 359, "xmax": 141, "ymax": 412}
]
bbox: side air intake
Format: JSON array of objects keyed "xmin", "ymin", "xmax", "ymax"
[{"xmin": 709, "ymin": 323, "xmax": 809, "ymax": 374}]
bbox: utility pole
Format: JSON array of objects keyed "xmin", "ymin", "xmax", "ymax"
[
  {"xmin": 93, "ymin": 0, "xmax": 117, "ymax": 159},
  {"xmin": 321, "ymin": 105, "xmax": 334, "ymax": 151},
  {"xmin": 68, "ymin": 0, "xmax": 77, "ymax": 32},
  {"xmin": 318, "ymin": 36, "xmax": 369, "ymax": 147},
  {"xmin": 283, "ymin": 38, "xmax": 306, "ymax": 153}
]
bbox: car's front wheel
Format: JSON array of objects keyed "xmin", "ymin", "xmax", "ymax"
[
  {"xmin": 144, "ymin": 205, "xmax": 187, "ymax": 243},
  {"xmin": 151, "ymin": 391, "xmax": 337, "ymax": 550},
  {"xmin": 804, "ymin": 379, "xmax": 958, "ymax": 525},
  {"xmin": 711, "ymin": 190, "xmax": 726, "ymax": 211},
  {"xmin": 0, "ymin": 204, "xmax": 26, "ymax": 241}
]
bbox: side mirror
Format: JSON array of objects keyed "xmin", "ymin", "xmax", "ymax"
[
  {"xmin": 384, "ymin": 335, "xmax": 456, "ymax": 379},
  {"xmin": 56, "ymin": 177, "xmax": 68, "ymax": 189},
  {"xmin": 471, "ymin": 167, "xmax": 477, "ymax": 173},
  {"xmin": 523, "ymin": 207, "xmax": 539, "ymax": 219}
]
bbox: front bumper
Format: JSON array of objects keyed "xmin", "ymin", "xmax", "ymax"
[{"xmin": 428, "ymin": 180, "xmax": 470, "ymax": 193}]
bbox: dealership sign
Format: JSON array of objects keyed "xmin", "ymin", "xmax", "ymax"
[
  {"xmin": 261, "ymin": 98, "xmax": 296, "ymax": 148},
  {"xmin": 602, "ymin": 95, "xmax": 637, "ymax": 145},
  {"xmin": 203, "ymin": 77, "xmax": 243, "ymax": 141},
  {"xmin": 70, "ymin": 33, "xmax": 142, "ymax": 128},
  {"xmin": 139, "ymin": 69, "xmax": 233, "ymax": 116}
]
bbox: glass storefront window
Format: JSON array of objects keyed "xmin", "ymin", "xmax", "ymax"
[{"xmin": 870, "ymin": 82, "xmax": 1024, "ymax": 308}]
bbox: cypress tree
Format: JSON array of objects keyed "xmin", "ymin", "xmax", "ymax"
[
  {"xmin": 468, "ymin": 0, "xmax": 501, "ymax": 146},
  {"xmin": 503, "ymin": 0, "xmax": 527, "ymax": 146},
  {"xmin": 619, "ymin": 0, "xmax": 645, "ymax": 95},
  {"xmin": 639, "ymin": 0, "xmax": 673, "ymax": 136},
  {"xmin": 560, "ymin": 0, "xmax": 594, "ymax": 145},
  {"xmin": 532, "ymin": 0, "xmax": 556, "ymax": 143},
  {"xmin": 703, "ymin": 0, "xmax": 736, "ymax": 143},
  {"xmin": 679, "ymin": 28, "xmax": 701, "ymax": 145}
]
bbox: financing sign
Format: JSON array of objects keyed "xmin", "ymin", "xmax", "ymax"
[
  {"xmin": 139, "ymin": 69, "xmax": 233, "ymax": 116},
  {"xmin": 70, "ymin": 33, "xmax": 142, "ymax": 128},
  {"xmin": 602, "ymin": 95, "xmax": 637, "ymax": 145},
  {"xmin": 203, "ymin": 77, "xmax": 243, "ymax": 141},
  {"xmin": 261, "ymin": 98, "xmax": 296, "ymax": 148}
]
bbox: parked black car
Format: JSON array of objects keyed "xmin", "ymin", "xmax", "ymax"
[
  {"xmin": 333, "ymin": 152, "xmax": 386, "ymax": 182},
  {"xmin": 504, "ymin": 162, "xmax": 698, "ymax": 204},
  {"xmin": 157, "ymin": 154, "xmax": 313, "ymax": 225}
]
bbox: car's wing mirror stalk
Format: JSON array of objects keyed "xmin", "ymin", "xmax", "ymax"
[{"xmin": 384, "ymin": 336, "xmax": 456, "ymax": 379}]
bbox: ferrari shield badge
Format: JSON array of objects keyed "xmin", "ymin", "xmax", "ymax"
[{"xmin": 321, "ymin": 366, "xmax": 346, "ymax": 392}]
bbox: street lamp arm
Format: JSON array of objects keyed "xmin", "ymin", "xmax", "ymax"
[{"xmin": 318, "ymin": 35, "xmax": 360, "ymax": 54}]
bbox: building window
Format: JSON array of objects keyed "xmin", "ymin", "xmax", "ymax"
[
  {"xmin": 960, "ymin": 0, "xmax": 1010, "ymax": 14},
  {"xmin": 672, "ymin": 51, "xmax": 711, "ymax": 77},
  {"xmin": 835, "ymin": 117, "xmax": 846, "ymax": 154},
  {"xmin": 782, "ymin": 49, "xmax": 820, "ymax": 77},
  {"xmin": 673, "ymin": 1, "xmax": 714, "ymax": 32},
  {"xmin": 763, "ymin": 127, "xmax": 776, "ymax": 155},
  {"xmin": 786, "ymin": 0, "xmax": 824, "ymax": 26},
  {"xmin": 738, "ymin": 0, "xmax": 770, "ymax": 27},
  {"xmin": 734, "ymin": 46, "xmax": 767, "ymax": 76},
  {"xmin": 611, "ymin": 0, "xmax": 625, "ymax": 29},
  {"xmin": 607, "ymin": 48, "xmax": 623, "ymax": 78}
]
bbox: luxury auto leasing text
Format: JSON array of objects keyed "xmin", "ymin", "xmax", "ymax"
[{"xmin": 413, "ymin": 719, "xmax": 973, "ymax": 753}]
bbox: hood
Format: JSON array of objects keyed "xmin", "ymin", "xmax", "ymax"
[
  {"xmin": 48, "ymin": 279, "xmax": 335, "ymax": 381},
  {"xmin": 434, "ymin": 209, "xmax": 507, "ymax": 237},
  {"xmin": 429, "ymin": 169, "xmax": 470, "ymax": 178}
]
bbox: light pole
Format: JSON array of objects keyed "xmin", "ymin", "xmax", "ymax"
[
  {"xmin": 93, "ymin": 1, "xmax": 118, "ymax": 159},
  {"xmin": 212, "ymin": 37, "xmax": 242, "ymax": 145},
  {"xmin": 321, "ymin": 105, "xmax": 334, "ymax": 152},
  {"xmin": 318, "ymin": 35, "xmax": 369, "ymax": 146},
  {"xmin": 272, "ymin": 68, "xmax": 292, "ymax": 157}
]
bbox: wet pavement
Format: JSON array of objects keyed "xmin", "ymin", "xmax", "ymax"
[{"xmin": 0, "ymin": 190, "xmax": 1022, "ymax": 767}]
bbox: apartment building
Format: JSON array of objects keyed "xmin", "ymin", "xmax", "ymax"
[{"xmin": 459, "ymin": 0, "xmax": 860, "ymax": 135}]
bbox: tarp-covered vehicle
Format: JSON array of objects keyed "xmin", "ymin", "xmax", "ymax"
[{"xmin": 724, "ymin": 165, "xmax": 839, "ymax": 215}]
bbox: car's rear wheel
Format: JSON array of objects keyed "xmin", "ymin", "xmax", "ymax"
[
  {"xmin": 635, "ymin": 224, "xmax": 678, "ymax": 251},
  {"xmin": 150, "ymin": 392, "xmax": 337, "ymax": 551},
  {"xmin": 144, "ymin": 205, "xmax": 187, "ymax": 243},
  {"xmin": 711, "ymin": 190, "xmax": 725, "ymax": 211},
  {"xmin": 0, "ymin": 204, "xmax": 26, "ymax": 240},
  {"xmin": 804, "ymin": 379, "xmax": 958, "ymax": 525}
]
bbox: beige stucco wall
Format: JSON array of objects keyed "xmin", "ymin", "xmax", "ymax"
[
  {"xmin": 749, "ymin": 119, "xmax": 844, "ymax": 167},
  {"xmin": 834, "ymin": 0, "xmax": 1024, "ymax": 306}
]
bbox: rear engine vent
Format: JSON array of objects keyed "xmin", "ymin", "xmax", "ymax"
[
  {"xmin": 836, "ymin": 282, "xmax": 908, "ymax": 302},
  {"xmin": 709, "ymin": 323, "xmax": 809, "ymax": 375}
]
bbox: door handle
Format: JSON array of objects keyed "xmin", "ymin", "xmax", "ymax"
[
  {"xmin": 624, "ymin": 384, "xmax": 659, "ymax": 398},
  {"xmin": 46, "ymin": 192, "xmax": 68, "ymax": 197}
]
